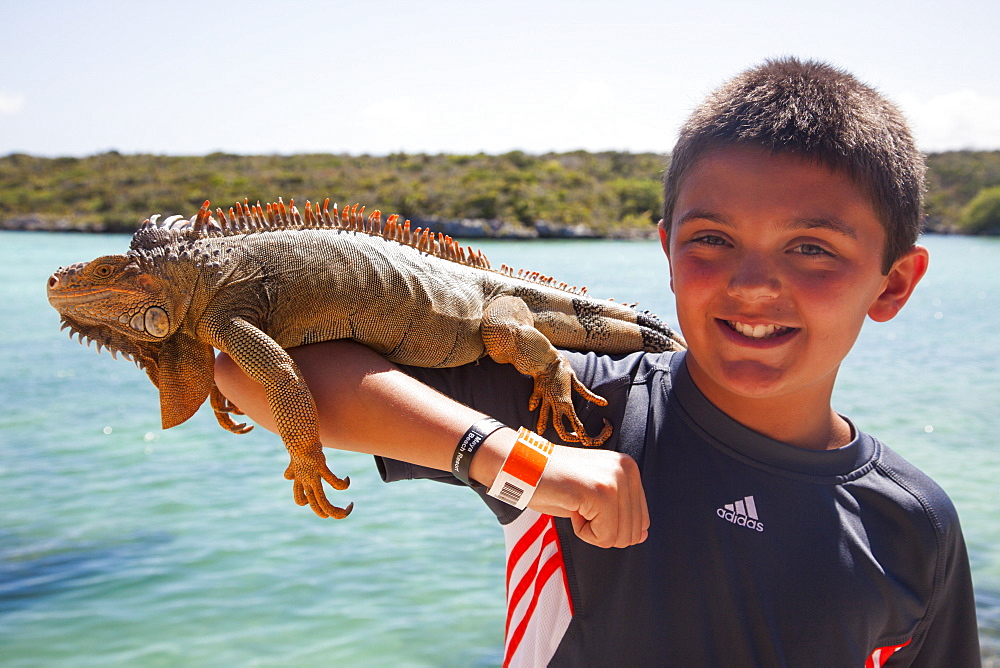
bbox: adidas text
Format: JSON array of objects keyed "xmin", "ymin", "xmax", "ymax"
[{"xmin": 717, "ymin": 495, "xmax": 764, "ymax": 532}]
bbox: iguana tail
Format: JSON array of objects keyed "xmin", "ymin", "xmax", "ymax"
[{"xmin": 634, "ymin": 309, "xmax": 686, "ymax": 352}]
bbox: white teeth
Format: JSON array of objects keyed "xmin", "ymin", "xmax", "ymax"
[{"xmin": 729, "ymin": 321, "xmax": 788, "ymax": 339}]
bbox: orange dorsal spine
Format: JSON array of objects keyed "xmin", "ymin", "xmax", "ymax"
[{"xmin": 171, "ymin": 197, "xmax": 597, "ymax": 297}]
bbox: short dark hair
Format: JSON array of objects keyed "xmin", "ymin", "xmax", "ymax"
[{"xmin": 662, "ymin": 57, "xmax": 924, "ymax": 273}]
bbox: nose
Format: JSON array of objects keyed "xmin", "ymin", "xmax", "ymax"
[
  {"xmin": 727, "ymin": 254, "xmax": 780, "ymax": 301},
  {"xmin": 47, "ymin": 263, "xmax": 83, "ymax": 292}
]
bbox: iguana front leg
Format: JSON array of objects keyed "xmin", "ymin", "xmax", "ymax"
[
  {"xmin": 481, "ymin": 295, "xmax": 612, "ymax": 446},
  {"xmin": 212, "ymin": 319, "xmax": 353, "ymax": 519}
]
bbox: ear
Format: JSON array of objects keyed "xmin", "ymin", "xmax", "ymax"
[
  {"xmin": 657, "ymin": 220, "xmax": 675, "ymax": 293},
  {"xmin": 868, "ymin": 246, "xmax": 929, "ymax": 323},
  {"xmin": 156, "ymin": 334, "xmax": 216, "ymax": 428}
]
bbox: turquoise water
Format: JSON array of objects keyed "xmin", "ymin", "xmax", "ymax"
[{"xmin": 1, "ymin": 230, "xmax": 997, "ymax": 664}]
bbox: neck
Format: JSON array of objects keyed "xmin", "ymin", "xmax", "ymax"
[{"xmin": 684, "ymin": 357, "xmax": 853, "ymax": 451}]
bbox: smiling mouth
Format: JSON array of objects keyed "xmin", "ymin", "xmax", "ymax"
[{"xmin": 725, "ymin": 320, "xmax": 796, "ymax": 340}]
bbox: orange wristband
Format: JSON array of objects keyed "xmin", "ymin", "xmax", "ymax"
[{"xmin": 487, "ymin": 427, "xmax": 554, "ymax": 509}]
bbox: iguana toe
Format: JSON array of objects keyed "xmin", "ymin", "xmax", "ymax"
[
  {"xmin": 532, "ymin": 357, "xmax": 612, "ymax": 446},
  {"xmin": 284, "ymin": 455, "xmax": 352, "ymax": 518},
  {"xmin": 302, "ymin": 484, "xmax": 354, "ymax": 519},
  {"xmin": 209, "ymin": 386, "xmax": 254, "ymax": 434}
]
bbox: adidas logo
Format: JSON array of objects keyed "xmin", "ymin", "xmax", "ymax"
[{"xmin": 716, "ymin": 495, "xmax": 764, "ymax": 532}]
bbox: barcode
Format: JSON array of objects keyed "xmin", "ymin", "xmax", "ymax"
[{"xmin": 499, "ymin": 481, "xmax": 524, "ymax": 506}]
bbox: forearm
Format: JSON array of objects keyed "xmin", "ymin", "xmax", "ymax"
[
  {"xmin": 214, "ymin": 339, "xmax": 648, "ymax": 547},
  {"xmin": 214, "ymin": 340, "xmax": 512, "ymax": 482}
]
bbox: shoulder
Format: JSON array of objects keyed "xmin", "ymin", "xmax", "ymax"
[
  {"xmin": 869, "ymin": 440, "xmax": 963, "ymax": 536},
  {"xmin": 563, "ymin": 349, "xmax": 678, "ymax": 392},
  {"xmin": 560, "ymin": 350, "xmax": 680, "ymax": 455},
  {"xmin": 862, "ymin": 438, "xmax": 980, "ymax": 661},
  {"xmin": 855, "ymin": 435, "xmax": 969, "ymax": 593}
]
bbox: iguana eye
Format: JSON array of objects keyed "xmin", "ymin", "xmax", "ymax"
[{"xmin": 92, "ymin": 263, "xmax": 116, "ymax": 278}]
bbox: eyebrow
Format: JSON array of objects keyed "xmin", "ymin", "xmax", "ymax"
[
  {"xmin": 674, "ymin": 210, "xmax": 858, "ymax": 240},
  {"xmin": 790, "ymin": 217, "xmax": 858, "ymax": 240},
  {"xmin": 674, "ymin": 209, "xmax": 730, "ymax": 228}
]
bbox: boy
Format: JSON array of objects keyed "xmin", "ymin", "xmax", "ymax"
[{"xmin": 215, "ymin": 58, "xmax": 981, "ymax": 664}]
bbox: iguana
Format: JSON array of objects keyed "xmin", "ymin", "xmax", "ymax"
[{"xmin": 47, "ymin": 198, "xmax": 685, "ymax": 519}]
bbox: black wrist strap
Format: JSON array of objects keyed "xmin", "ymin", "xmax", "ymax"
[{"xmin": 452, "ymin": 417, "xmax": 507, "ymax": 486}]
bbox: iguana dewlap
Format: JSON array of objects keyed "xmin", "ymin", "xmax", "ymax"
[{"xmin": 47, "ymin": 198, "xmax": 685, "ymax": 519}]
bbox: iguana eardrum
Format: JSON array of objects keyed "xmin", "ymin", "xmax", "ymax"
[{"xmin": 47, "ymin": 198, "xmax": 685, "ymax": 519}]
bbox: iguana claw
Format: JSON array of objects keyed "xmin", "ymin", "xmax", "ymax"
[
  {"xmin": 209, "ymin": 385, "xmax": 253, "ymax": 434},
  {"xmin": 530, "ymin": 357, "xmax": 612, "ymax": 447},
  {"xmin": 283, "ymin": 450, "xmax": 353, "ymax": 519}
]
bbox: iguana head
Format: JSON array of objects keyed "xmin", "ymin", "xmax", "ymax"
[
  {"xmin": 47, "ymin": 203, "xmax": 223, "ymax": 351},
  {"xmin": 47, "ymin": 253, "xmax": 178, "ymax": 354},
  {"xmin": 48, "ymin": 244, "xmax": 219, "ymax": 430}
]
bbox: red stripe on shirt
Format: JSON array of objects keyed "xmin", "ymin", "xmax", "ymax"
[
  {"xmin": 502, "ymin": 514, "xmax": 573, "ymax": 668},
  {"xmin": 865, "ymin": 639, "xmax": 911, "ymax": 667},
  {"xmin": 506, "ymin": 513, "xmax": 550, "ymax": 585},
  {"xmin": 505, "ymin": 515, "xmax": 558, "ymax": 639},
  {"xmin": 505, "ymin": 545, "xmax": 565, "ymax": 666}
]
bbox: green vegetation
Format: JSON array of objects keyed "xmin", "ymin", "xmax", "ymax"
[
  {"xmin": 957, "ymin": 185, "xmax": 1000, "ymax": 235},
  {"xmin": 0, "ymin": 151, "xmax": 666, "ymax": 237},
  {"xmin": 1, "ymin": 149, "xmax": 998, "ymax": 236},
  {"xmin": 925, "ymin": 151, "xmax": 1000, "ymax": 232}
]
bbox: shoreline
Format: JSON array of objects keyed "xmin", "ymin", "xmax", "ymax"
[
  {"xmin": 0, "ymin": 215, "xmax": 973, "ymax": 239},
  {"xmin": 0, "ymin": 214, "xmax": 660, "ymax": 240}
]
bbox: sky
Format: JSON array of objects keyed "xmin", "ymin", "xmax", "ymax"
[{"xmin": 2, "ymin": 0, "xmax": 998, "ymax": 158}]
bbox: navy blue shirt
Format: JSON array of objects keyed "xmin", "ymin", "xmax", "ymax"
[{"xmin": 381, "ymin": 351, "xmax": 981, "ymax": 665}]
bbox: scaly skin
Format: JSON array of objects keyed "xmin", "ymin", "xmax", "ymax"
[{"xmin": 47, "ymin": 198, "xmax": 685, "ymax": 518}]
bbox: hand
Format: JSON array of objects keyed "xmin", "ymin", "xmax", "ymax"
[{"xmin": 527, "ymin": 445, "xmax": 649, "ymax": 549}]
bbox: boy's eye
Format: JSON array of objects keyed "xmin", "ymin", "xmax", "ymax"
[
  {"xmin": 792, "ymin": 243, "xmax": 833, "ymax": 257},
  {"xmin": 692, "ymin": 234, "xmax": 729, "ymax": 247}
]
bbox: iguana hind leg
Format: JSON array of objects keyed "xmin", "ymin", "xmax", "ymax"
[{"xmin": 481, "ymin": 295, "xmax": 612, "ymax": 447}]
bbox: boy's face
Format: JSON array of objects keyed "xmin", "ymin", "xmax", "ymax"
[{"xmin": 662, "ymin": 145, "xmax": 927, "ymax": 413}]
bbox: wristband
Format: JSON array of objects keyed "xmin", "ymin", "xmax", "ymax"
[
  {"xmin": 487, "ymin": 427, "xmax": 554, "ymax": 509},
  {"xmin": 452, "ymin": 417, "xmax": 507, "ymax": 486}
]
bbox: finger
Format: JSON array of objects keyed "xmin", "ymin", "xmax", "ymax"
[
  {"xmin": 583, "ymin": 490, "xmax": 617, "ymax": 549},
  {"xmin": 571, "ymin": 374, "xmax": 609, "ymax": 407},
  {"xmin": 621, "ymin": 457, "xmax": 644, "ymax": 546},
  {"xmin": 616, "ymin": 469, "xmax": 633, "ymax": 548},
  {"xmin": 320, "ymin": 466, "xmax": 351, "ymax": 491},
  {"xmin": 552, "ymin": 408, "xmax": 576, "ymax": 443},
  {"xmin": 635, "ymin": 463, "xmax": 650, "ymax": 544},
  {"xmin": 331, "ymin": 502, "xmax": 355, "ymax": 520},
  {"xmin": 528, "ymin": 385, "xmax": 543, "ymax": 412},
  {"xmin": 292, "ymin": 478, "xmax": 307, "ymax": 506},
  {"xmin": 571, "ymin": 511, "xmax": 608, "ymax": 548},
  {"xmin": 303, "ymin": 484, "xmax": 330, "ymax": 518},
  {"xmin": 567, "ymin": 492, "xmax": 599, "ymax": 547},
  {"xmin": 627, "ymin": 483, "xmax": 643, "ymax": 546},
  {"xmin": 305, "ymin": 477, "xmax": 354, "ymax": 519},
  {"xmin": 534, "ymin": 401, "xmax": 551, "ymax": 439},
  {"xmin": 570, "ymin": 414, "xmax": 612, "ymax": 448},
  {"xmin": 570, "ymin": 513, "xmax": 591, "ymax": 544},
  {"xmin": 631, "ymin": 474, "xmax": 645, "ymax": 546}
]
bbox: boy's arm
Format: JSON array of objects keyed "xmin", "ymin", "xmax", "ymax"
[{"xmin": 214, "ymin": 339, "xmax": 649, "ymax": 548}]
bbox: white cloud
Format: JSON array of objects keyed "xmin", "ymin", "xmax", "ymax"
[
  {"xmin": 897, "ymin": 90, "xmax": 1000, "ymax": 152},
  {"xmin": 0, "ymin": 90, "xmax": 25, "ymax": 115}
]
